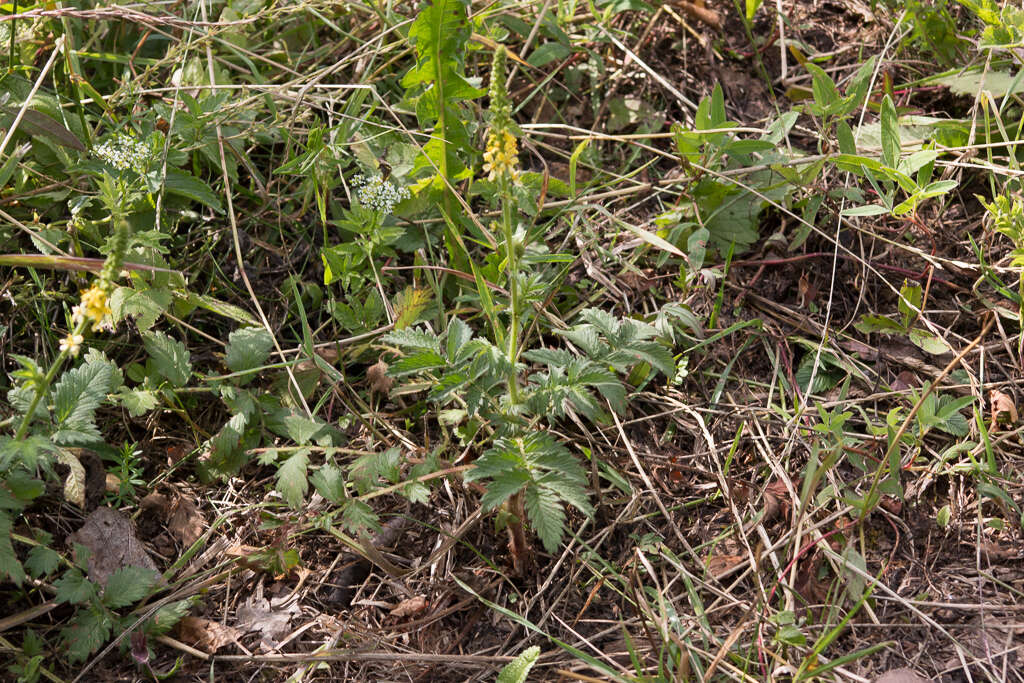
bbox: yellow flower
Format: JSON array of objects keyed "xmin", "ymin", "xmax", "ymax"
[
  {"xmin": 73, "ymin": 284, "xmax": 113, "ymax": 332},
  {"xmin": 483, "ymin": 130, "xmax": 520, "ymax": 182},
  {"xmin": 60, "ymin": 333, "xmax": 84, "ymax": 357}
]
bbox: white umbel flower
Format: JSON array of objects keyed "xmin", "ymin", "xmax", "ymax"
[
  {"xmin": 352, "ymin": 174, "xmax": 410, "ymax": 215},
  {"xmin": 94, "ymin": 134, "xmax": 151, "ymax": 173}
]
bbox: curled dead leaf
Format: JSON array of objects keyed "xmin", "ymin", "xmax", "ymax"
[
  {"xmin": 169, "ymin": 495, "xmax": 205, "ymax": 546},
  {"xmin": 367, "ymin": 359, "xmax": 393, "ymax": 395},
  {"xmin": 763, "ymin": 478, "xmax": 790, "ymax": 522},
  {"xmin": 390, "ymin": 595, "xmax": 429, "ymax": 619},
  {"xmin": 177, "ymin": 616, "xmax": 241, "ymax": 654},
  {"xmin": 989, "ymin": 389, "xmax": 1017, "ymax": 427}
]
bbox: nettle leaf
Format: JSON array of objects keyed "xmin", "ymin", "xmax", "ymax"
[
  {"xmin": 522, "ymin": 347, "xmax": 573, "ymax": 367},
  {"xmin": 51, "ymin": 358, "xmax": 116, "ymax": 444},
  {"xmin": 110, "ymin": 285, "xmax": 172, "ymax": 332},
  {"xmin": 283, "ymin": 414, "xmax": 328, "ymax": 445},
  {"xmin": 349, "ymin": 447, "xmax": 402, "ymax": 495},
  {"xmin": 276, "ymin": 449, "xmax": 310, "ymax": 508},
  {"xmin": 225, "ymin": 327, "xmax": 274, "ymax": 377},
  {"xmin": 310, "ymin": 462, "xmax": 346, "ymax": 503},
  {"xmin": 25, "ymin": 543, "xmax": 61, "ymax": 578},
  {"xmin": 54, "ymin": 568, "xmax": 96, "ymax": 604},
  {"xmin": 62, "ymin": 605, "xmax": 111, "ymax": 663},
  {"xmin": 142, "ymin": 330, "xmax": 192, "ymax": 387},
  {"xmin": 102, "ymin": 566, "xmax": 159, "ymax": 609},
  {"xmin": 341, "ymin": 499, "xmax": 380, "ymax": 535},
  {"xmin": 524, "ymin": 484, "xmax": 566, "ymax": 554}
]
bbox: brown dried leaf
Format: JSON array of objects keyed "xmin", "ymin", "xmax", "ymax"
[
  {"xmin": 763, "ymin": 479, "xmax": 790, "ymax": 522},
  {"xmin": 68, "ymin": 507, "xmax": 158, "ymax": 587},
  {"xmin": 168, "ymin": 495, "xmax": 205, "ymax": 546},
  {"xmin": 989, "ymin": 389, "xmax": 1017, "ymax": 427},
  {"xmin": 177, "ymin": 616, "xmax": 242, "ymax": 654},
  {"xmin": 367, "ymin": 359, "xmax": 393, "ymax": 395},
  {"xmin": 390, "ymin": 595, "xmax": 429, "ymax": 619},
  {"xmin": 872, "ymin": 668, "xmax": 929, "ymax": 683},
  {"xmin": 705, "ymin": 554, "xmax": 744, "ymax": 578},
  {"xmin": 890, "ymin": 370, "xmax": 918, "ymax": 392}
]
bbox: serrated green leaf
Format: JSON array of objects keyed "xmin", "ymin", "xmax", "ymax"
[
  {"xmin": 276, "ymin": 449, "xmax": 309, "ymax": 508},
  {"xmin": 54, "ymin": 568, "xmax": 95, "ymax": 604},
  {"xmin": 110, "ymin": 285, "xmax": 172, "ymax": 331},
  {"xmin": 479, "ymin": 470, "xmax": 530, "ymax": 510},
  {"xmin": 391, "ymin": 349, "xmax": 447, "ymax": 375},
  {"xmin": 524, "ymin": 484, "xmax": 565, "ymax": 554},
  {"xmin": 225, "ymin": 327, "xmax": 274, "ymax": 376},
  {"xmin": 382, "ymin": 327, "xmax": 441, "ymax": 352},
  {"xmin": 114, "ymin": 388, "xmax": 159, "ymax": 417},
  {"xmin": 62, "ymin": 605, "xmax": 111, "ymax": 663},
  {"xmin": 497, "ymin": 645, "xmax": 541, "ymax": 683},
  {"xmin": 341, "ymin": 499, "xmax": 380, "ymax": 535},
  {"xmin": 25, "ymin": 544, "xmax": 61, "ymax": 578},
  {"xmin": 447, "ymin": 317, "xmax": 474, "ymax": 362},
  {"xmin": 148, "ymin": 599, "xmax": 194, "ymax": 636},
  {"xmin": 102, "ymin": 566, "xmax": 158, "ymax": 608},
  {"xmin": 142, "ymin": 330, "xmax": 192, "ymax": 387},
  {"xmin": 310, "ymin": 463, "xmax": 346, "ymax": 503},
  {"xmin": 51, "ymin": 360, "xmax": 116, "ymax": 443},
  {"xmin": 0, "ymin": 511, "xmax": 25, "ymax": 585},
  {"xmin": 283, "ymin": 414, "xmax": 327, "ymax": 445}
]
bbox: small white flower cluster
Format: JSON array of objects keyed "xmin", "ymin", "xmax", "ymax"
[
  {"xmin": 352, "ymin": 173, "xmax": 410, "ymax": 215},
  {"xmin": 94, "ymin": 134, "xmax": 151, "ymax": 173}
]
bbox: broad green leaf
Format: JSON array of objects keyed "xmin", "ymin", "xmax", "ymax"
[
  {"xmin": 157, "ymin": 168, "xmax": 223, "ymax": 212},
  {"xmin": 225, "ymin": 327, "xmax": 274, "ymax": 376},
  {"xmin": 114, "ymin": 388, "xmax": 158, "ymax": 417},
  {"xmin": 527, "ymin": 42, "xmax": 572, "ymax": 68},
  {"xmin": 283, "ymin": 414, "xmax": 327, "ymax": 445},
  {"xmin": 341, "ymin": 499, "xmax": 380, "ymax": 535},
  {"xmin": 52, "ymin": 360, "xmax": 116, "ymax": 443},
  {"xmin": 880, "ymin": 94, "xmax": 900, "ymax": 168},
  {"xmin": 898, "ymin": 282, "xmax": 923, "ymax": 327},
  {"xmin": 908, "ymin": 327, "xmax": 953, "ymax": 355},
  {"xmin": 142, "ymin": 331, "xmax": 192, "ymax": 387}
]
